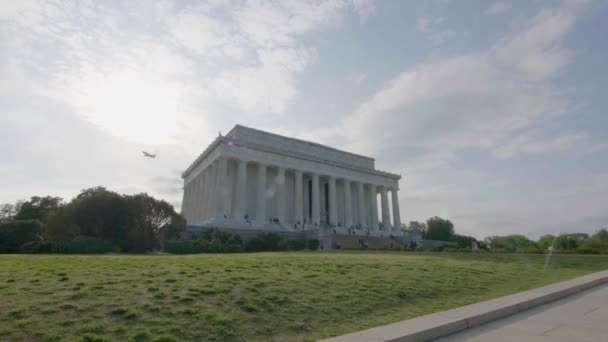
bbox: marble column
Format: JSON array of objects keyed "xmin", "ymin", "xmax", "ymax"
[
  {"xmin": 311, "ymin": 173, "xmax": 320, "ymax": 225},
  {"xmin": 207, "ymin": 161, "xmax": 217, "ymax": 219},
  {"xmin": 215, "ymin": 157, "xmax": 227, "ymax": 218},
  {"xmin": 181, "ymin": 182, "xmax": 188, "ymax": 217},
  {"xmin": 380, "ymin": 187, "xmax": 390, "ymax": 229},
  {"xmin": 391, "ymin": 189, "xmax": 401, "ymax": 230},
  {"xmin": 295, "ymin": 170, "xmax": 303, "ymax": 225},
  {"xmin": 195, "ymin": 172, "xmax": 203, "ymax": 223},
  {"xmin": 357, "ymin": 182, "xmax": 365, "ymax": 227},
  {"xmin": 256, "ymin": 163, "xmax": 267, "ymax": 223},
  {"xmin": 235, "ymin": 159, "xmax": 247, "ymax": 220},
  {"xmin": 369, "ymin": 184, "xmax": 379, "ymax": 229},
  {"xmin": 328, "ymin": 176, "xmax": 337, "ymax": 226},
  {"xmin": 343, "ymin": 179, "xmax": 352, "ymax": 228},
  {"xmin": 205, "ymin": 165, "xmax": 215, "ymax": 221},
  {"xmin": 276, "ymin": 167, "xmax": 286, "ymax": 224},
  {"xmin": 187, "ymin": 181, "xmax": 195, "ymax": 222},
  {"xmin": 199, "ymin": 169, "xmax": 208, "ymax": 222}
]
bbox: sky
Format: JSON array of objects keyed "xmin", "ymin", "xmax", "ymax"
[{"xmin": 1, "ymin": 0, "xmax": 607, "ymax": 240}]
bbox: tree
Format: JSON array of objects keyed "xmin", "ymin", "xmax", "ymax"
[
  {"xmin": 579, "ymin": 229, "xmax": 608, "ymax": 252},
  {"xmin": 45, "ymin": 187, "xmax": 128, "ymax": 243},
  {"xmin": 485, "ymin": 234, "xmax": 537, "ymax": 251},
  {"xmin": 0, "ymin": 220, "xmax": 42, "ymax": 253},
  {"xmin": 403, "ymin": 221, "xmax": 427, "ymax": 235},
  {"xmin": 451, "ymin": 234, "xmax": 478, "ymax": 249},
  {"xmin": 424, "ymin": 216, "xmax": 454, "ymax": 241},
  {"xmin": 537, "ymin": 234, "xmax": 556, "ymax": 250},
  {"xmin": 556, "ymin": 234, "xmax": 578, "ymax": 250},
  {"xmin": 14, "ymin": 196, "xmax": 63, "ymax": 223},
  {"xmin": 0, "ymin": 202, "xmax": 20, "ymax": 224},
  {"xmin": 124, "ymin": 193, "xmax": 185, "ymax": 252},
  {"xmin": 44, "ymin": 187, "xmax": 185, "ymax": 253}
]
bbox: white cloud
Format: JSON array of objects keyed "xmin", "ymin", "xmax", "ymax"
[
  {"xmin": 212, "ymin": 47, "xmax": 313, "ymax": 113},
  {"xmin": 311, "ymin": 1, "xmax": 594, "ymax": 238},
  {"xmin": 0, "ymin": 0, "xmax": 376, "ymax": 205},
  {"xmin": 492, "ymin": 132, "xmax": 587, "ymax": 160},
  {"xmin": 491, "ymin": 6, "xmax": 578, "ymax": 81},
  {"xmin": 484, "ymin": 2, "xmax": 512, "ymax": 15},
  {"xmin": 416, "ymin": 16, "xmax": 443, "ymax": 33}
]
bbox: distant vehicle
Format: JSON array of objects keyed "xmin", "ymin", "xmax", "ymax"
[{"xmin": 142, "ymin": 151, "xmax": 157, "ymax": 158}]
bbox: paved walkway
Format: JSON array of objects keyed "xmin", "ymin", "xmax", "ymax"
[{"xmin": 437, "ymin": 283, "xmax": 608, "ymax": 342}]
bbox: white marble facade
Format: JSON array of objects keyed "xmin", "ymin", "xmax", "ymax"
[{"xmin": 181, "ymin": 125, "xmax": 402, "ymax": 232}]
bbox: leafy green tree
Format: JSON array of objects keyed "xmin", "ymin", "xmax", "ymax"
[
  {"xmin": 556, "ymin": 234, "xmax": 578, "ymax": 250},
  {"xmin": 403, "ymin": 221, "xmax": 426, "ymax": 235},
  {"xmin": 14, "ymin": 196, "xmax": 63, "ymax": 223},
  {"xmin": 0, "ymin": 220, "xmax": 42, "ymax": 253},
  {"xmin": 537, "ymin": 234, "xmax": 556, "ymax": 250},
  {"xmin": 45, "ymin": 187, "xmax": 184, "ymax": 253},
  {"xmin": 485, "ymin": 235, "xmax": 537, "ymax": 252},
  {"xmin": 45, "ymin": 187, "xmax": 128, "ymax": 243},
  {"xmin": 124, "ymin": 193, "xmax": 185, "ymax": 252},
  {"xmin": 579, "ymin": 229, "xmax": 608, "ymax": 253},
  {"xmin": 424, "ymin": 216, "xmax": 454, "ymax": 241},
  {"xmin": 451, "ymin": 234, "xmax": 478, "ymax": 248},
  {"xmin": 0, "ymin": 202, "xmax": 20, "ymax": 224}
]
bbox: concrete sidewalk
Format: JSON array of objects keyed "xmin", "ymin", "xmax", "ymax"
[
  {"xmin": 437, "ymin": 282, "xmax": 608, "ymax": 342},
  {"xmin": 321, "ymin": 270, "xmax": 608, "ymax": 342}
]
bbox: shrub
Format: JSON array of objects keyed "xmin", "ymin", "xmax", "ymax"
[
  {"xmin": 165, "ymin": 240, "xmax": 209, "ymax": 254},
  {"xmin": 285, "ymin": 239, "xmax": 306, "ymax": 251},
  {"xmin": 307, "ymin": 239, "xmax": 320, "ymax": 251},
  {"xmin": 577, "ymin": 247, "xmax": 601, "ymax": 254},
  {"xmin": 21, "ymin": 241, "xmax": 54, "ymax": 253},
  {"xmin": 245, "ymin": 233, "xmax": 287, "ymax": 252},
  {"xmin": 164, "ymin": 230, "xmax": 243, "ymax": 254},
  {"xmin": 53, "ymin": 235, "xmax": 115, "ymax": 254},
  {"xmin": 222, "ymin": 244, "xmax": 243, "ymax": 253},
  {"xmin": 490, "ymin": 248, "xmax": 511, "ymax": 253},
  {"xmin": 517, "ymin": 247, "xmax": 543, "ymax": 254}
]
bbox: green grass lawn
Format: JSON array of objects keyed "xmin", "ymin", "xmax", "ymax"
[{"xmin": 2, "ymin": 252, "xmax": 608, "ymax": 341}]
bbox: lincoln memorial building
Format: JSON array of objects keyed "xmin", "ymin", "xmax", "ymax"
[{"xmin": 181, "ymin": 125, "xmax": 405, "ymax": 246}]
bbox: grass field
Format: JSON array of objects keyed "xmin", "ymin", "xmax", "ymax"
[{"xmin": 2, "ymin": 252, "xmax": 608, "ymax": 341}]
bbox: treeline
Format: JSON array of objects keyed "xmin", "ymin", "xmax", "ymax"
[
  {"xmin": 0, "ymin": 187, "xmax": 185, "ymax": 253},
  {"xmin": 402, "ymin": 216, "xmax": 481, "ymax": 249},
  {"xmin": 402, "ymin": 217, "xmax": 608, "ymax": 254},
  {"xmin": 165, "ymin": 229, "xmax": 320, "ymax": 254},
  {"xmin": 485, "ymin": 231, "xmax": 608, "ymax": 254}
]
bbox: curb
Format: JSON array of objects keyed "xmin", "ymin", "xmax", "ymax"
[{"xmin": 320, "ymin": 270, "xmax": 608, "ymax": 342}]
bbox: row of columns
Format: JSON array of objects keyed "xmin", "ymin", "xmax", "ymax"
[{"xmin": 186, "ymin": 157, "xmax": 401, "ymax": 230}]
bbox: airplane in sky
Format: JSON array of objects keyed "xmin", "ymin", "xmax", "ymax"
[{"xmin": 142, "ymin": 151, "xmax": 157, "ymax": 158}]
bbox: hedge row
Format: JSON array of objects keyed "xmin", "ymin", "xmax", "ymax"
[
  {"xmin": 165, "ymin": 231, "xmax": 320, "ymax": 254},
  {"xmin": 20, "ymin": 236, "xmax": 116, "ymax": 254}
]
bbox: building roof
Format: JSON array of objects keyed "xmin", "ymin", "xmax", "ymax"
[{"xmin": 182, "ymin": 124, "xmax": 401, "ymax": 179}]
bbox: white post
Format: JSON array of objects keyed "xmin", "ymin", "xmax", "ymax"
[
  {"xmin": 344, "ymin": 179, "xmax": 352, "ymax": 228},
  {"xmin": 381, "ymin": 187, "xmax": 390, "ymax": 230},
  {"xmin": 312, "ymin": 173, "xmax": 320, "ymax": 225},
  {"xmin": 295, "ymin": 170, "xmax": 303, "ymax": 225},
  {"xmin": 276, "ymin": 167, "xmax": 286, "ymax": 224},
  {"xmin": 357, "ymin": 182, "xmax": 365, "ymax": 227},
  {"xmin": 256, "ymin": 163, "xmax": 267, "ymax": 223},
  {"xmin": 391, "ymin": 188, "xmax": 401, "ymax": 230},
  {"xmin": 370, "ymin": 184, "xmax": 379, "ymax": 229},
  {"xmin": 235, "ymin": 159, "xmax": 247, "ymax": 220},
  {"xmin": 328, "ymin": 176, "xmax": 337, "ymax": 226}
]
